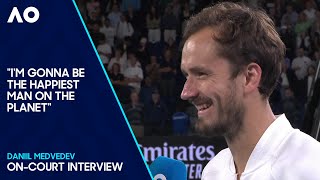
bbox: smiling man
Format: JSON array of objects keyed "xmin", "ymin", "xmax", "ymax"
[{"xmin": 180, "ymin": 2, "xmax": 320, "ymax": 180}]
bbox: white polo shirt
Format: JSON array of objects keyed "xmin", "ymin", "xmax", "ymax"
[{"xmin": 202, "ymin": 114, "xmax": 320, "ymax": 180}]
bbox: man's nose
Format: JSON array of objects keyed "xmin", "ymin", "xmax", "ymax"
[{"xmin": 181, "ymin": 78, "xmax": 199, "ymax": 100}]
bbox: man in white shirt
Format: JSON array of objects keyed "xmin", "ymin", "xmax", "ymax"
[
  {"xmin": 180, "ymin": 2, "xmax": 320, "ymax": 180},
  {"xmin": 291, "ymin": 48, "xmax": 312, "ymax": 104},
  {"xmin": 107, "ymin": 4, "xmax": 121, "ymax": 28},
  {"xmin": 97, "ymin": 36, "xmax": 112, "ymax": 65},
  {"xmin": 116, "ymin": 14, "xmax": 134, "ymax": 40},
  {"xmin": 303, "ymin": 1, "xmax": 316, "ymax": 21},
  {"xmin": 281, "ymin": 4, "xmax": 298, "ymax": 26},
  {"xmin": 123, "ymin": 52, "xmax": 143, "ymax": 92},
  {"xmin": 292, "ymin": 48, "xmax": 312, "ymax": 80},
  {"xmin": 108, "ymin": 48, "xmax": 127, "ymax": 73},
  {"xmin": 99, "ymin": 18, "xmax": 115, "ymax": 47}
]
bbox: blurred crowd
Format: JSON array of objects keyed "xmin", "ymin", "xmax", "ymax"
[{"xmin": 76, "ymin": 0, "xmax": 320, "ymax": 136}]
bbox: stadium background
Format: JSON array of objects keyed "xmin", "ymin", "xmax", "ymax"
[{"xmin": 76, "ymin": 0, "xmax": 320, "ymax": 179}]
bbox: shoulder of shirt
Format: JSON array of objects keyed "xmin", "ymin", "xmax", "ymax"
[
  {"xmin": 202, "ymin": 148, "xmax": 231, "ymax": 178},
  {"xmin": 271, "ymin": 129, "xmax": 320, "ymax": 178}
]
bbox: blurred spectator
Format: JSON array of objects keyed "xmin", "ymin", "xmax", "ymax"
[
  {"xmin": 281, "ymin": 4, "xmax": 298, "ymax": 26},
  {"xmin": 295, "ymin": 12, "xmax": 313, "ymax": 34},
  {"xmin": 87, "ymin": 10, "xmax": 102, "ymax": 25},
  {"xmin": 122, "ymin": 36, "xmax": 134, "ymax": 53},
  {"xmin": 311, "ymin": 13, "xmax": 320, "ymax": 50},
  {"xmin": 99, "ymin": 18, "xmax": 116, "ymax": 47},
  {"xmin": 136, "ymin": 37, "xmax": 150, "ymax": 74},
  {"xmin": 140, "ymin": 77, "xmax": 154, "ymax": 105},
  {"xmin": 99, "ymin": 0, "xmax": 109, "ymax": 14},
  {"xmin": 121, "ymin": 0, "xmax": 141, "ymax": 11},
  {"xmin": 146, "ymin": 6, "xmax": 161, "ymax": 43},
  {"xmin": 162, "ymin": 5, "xmax": 178, "ymax": 43},
  {"xmin": 303, "ymin": 1, "xmax": 317, "ymax": 21},
  {"xmin": 76, "ymin": 0, "xmax": 87, "ymax": 21},
  {"xmin": 116, "ymin": 14, "xmax": 134, "ymax": 41},
  {"xmin": 189, "ymin": 0, "xmax": 196, "ymax": 12},
  {"xmin": 145, "ymin": 55, "xmax": 160, "ymax": 86},
  {"xmin": 97, "ymin": 36, "xmax": 112, "ymax": 65},
  {"xmin": 123, "ymin": 52, "xmax": 143, "ymax": 92},
  {"xmin": 280, "ymin": 22, "xmax": 296, "ymax": 59},
  {"xmin": 144, "ymin": 89, "xmax": 168, "ymax": 136},
  {"xmin": 171, "ymin": 0, "xmax": 182, "ymax": 19},
  {"xmin": 109, "ymin": 63, "xmax": 125, "ymax": 83},
  {"xmin": 159, "ymin": 49, "xmax": 176, "ymax": 99},
  {"xmin": 159, "ymin": 0, "xmax": 172, "ymax": 13},
  {"xmin": 267, "ymin": 7, "xmax": 280, "ymax": 26},
  {"xmin": 88, "ymin": 23, "xmax": 105, "ymax": 46},
  {"xmin": 108, "ymin": 48, "xmax": 127, "ymax": 73},
  {"xmin": 86, "ymin": 0, "xmax": 101, "ymax": 20},
  {"xmin": 296, "ymin": 32, "xmax": 311, "ymax": 53},
  {"xmin": 124, "ymin": 91, "xmax": 144, "ymax": 124},
  {"xmin": 280, "ymin": 58, "xmax": 294, "ymax": 97},
  {"xmin": 126, "ymin": 6, "xmax": 145, "ymax": 40},
  {"xmin": 109, "ymin": 63, "xmax": 131, "ymax": 103},
  {"xmin": 280, "ymin": 60, "xmax": 290, "ymax": 94},
  {"xmin": 291, "ymin": 48, "xmax": 312, "ymax": 103},
  {"xmin": 108, "ymin": 4, "xmax": 122, "ymax": 28},
  {"xmin": 165, "ymin": 37, "xmax": 179, "ymax": 61},
  {"xmin": 181, "ymin": 2, "xmax": 192, "ymax": 34},
  {"xmin": 105, "ymin": 0, "xmax": 121, "ymax": 13},
  {"xmin": 307, "ymin": 65, "xmax": 316, "ymax": 97},
  {"xmin": 313, "ymin": 50, "xmax": 320, "ymax": 66},
  {"xmin": 283, "ymin": 87, "xmax": 301, "ymax": 129},
  {"xmin": 292, "ymin": 48, "xmax": 313, "ymax": 81}
]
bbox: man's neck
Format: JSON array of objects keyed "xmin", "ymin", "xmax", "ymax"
[{"xmin": 225, "ymin": 100, "xmax": 276, "ymax": 175}]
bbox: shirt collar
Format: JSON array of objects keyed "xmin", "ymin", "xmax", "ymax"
[{"xmin": 228, "ymin": 114, "xmax": 293, "ymax": 174}]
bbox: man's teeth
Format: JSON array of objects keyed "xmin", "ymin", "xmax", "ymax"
[{"xmin": 198, "ymin": 104, "xmax": 211, "ymax": 111}]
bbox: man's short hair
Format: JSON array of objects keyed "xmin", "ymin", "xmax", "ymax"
[{"xmin": 183, "ymin": 2, "xmax": 286, "ymax": 98}]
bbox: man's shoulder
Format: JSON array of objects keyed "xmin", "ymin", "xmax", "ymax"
[
  {"xmin": 280, "ymin": 129, "xmax": 320, "ymax": 156},
  {"xmin": 271, "ymin": 130, "xmax": 320, "ymax": 178},
  {"xmin": 202, "ymin": 148, "xmax": 232, "ymax": 177},
  {"xmin": 304, "ymin": 56, "xmax": 312, "ymax": 62},
  {"xmin": 292, "ymin": 57, "xmax": 301, "ymax": 62}
]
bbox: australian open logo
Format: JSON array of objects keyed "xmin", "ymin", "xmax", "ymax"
[{"xmin": 7, "ymin": 6, "xmax": 40, "ymax": 23}]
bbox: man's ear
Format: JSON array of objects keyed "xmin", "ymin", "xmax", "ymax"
[{"xmin": 243, "ymin": 63, "xmax": 262, "ymax": 94}]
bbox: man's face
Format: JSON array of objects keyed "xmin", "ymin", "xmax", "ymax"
[
  {"xmin": 152, "ymin": 93, "xmax": 160, "ymax": 103},
  {"xmin": 92, "ymin": 24, "xmax": 100, "ymax": 32},
  {"xmin": 105, "ymin": 20, "xmax": 110, "ymax": 27},
  {"xmin": 297, "ymin": 48, "xmax": 304, "ymax": 57},
  {"xmin": 164, "ymin": 50, "xmax": 171, "ymax": 61},
  {"xmin": 130, "ymin": 92, "xmax": 139, "ymax": 103},
  {"xmin": 112, "ymin": 5, "xmax": 119, "ymax": 12},
  {"xmin": 181, "ymin": 28, "xmax": 245, "ymax": 138},
  {"xmin": 314, "ymin": 51, "xmax": 319, "ymax": 59},
  {"xmin": 287, "ymin": 6, "xmax": 292, "ymax": 13},
  {"xmin": 150, "ymin": 56, "xmax": 157, "ymax": 64}
]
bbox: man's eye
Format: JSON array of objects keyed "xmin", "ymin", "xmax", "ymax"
[{"xmin": 196, "ymin": 72, "xmax": 207, "ymax": 78}]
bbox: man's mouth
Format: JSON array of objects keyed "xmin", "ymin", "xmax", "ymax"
[{"xmin": 195, "ymin": 101, "xmax": 213, "ymax": 112}]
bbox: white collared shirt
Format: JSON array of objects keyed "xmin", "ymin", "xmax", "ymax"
[
  {"xmin": 291, "ymin": 56, "xmax": 312, "ymax": 80},
  {"xmin": 202, "ymin": 114, "xmax": 320, "ymax": 180}
]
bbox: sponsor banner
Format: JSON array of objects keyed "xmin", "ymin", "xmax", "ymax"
[{"xmin": 138, "ymin": 136, "xmax": 227, "ymax": 180}]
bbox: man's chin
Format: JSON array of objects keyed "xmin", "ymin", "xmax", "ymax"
[{"xmin": 195, "ymin": 119, "xmax": 226, "ymax": 137}]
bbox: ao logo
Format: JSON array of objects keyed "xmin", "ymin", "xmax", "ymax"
[
  {"xmin": 7, "ymin": 7, "xmax": 40, "ymax": 23},
  {"xmin": 154, "ymin": 174, "xmax": 167, "ymax": 180}
]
